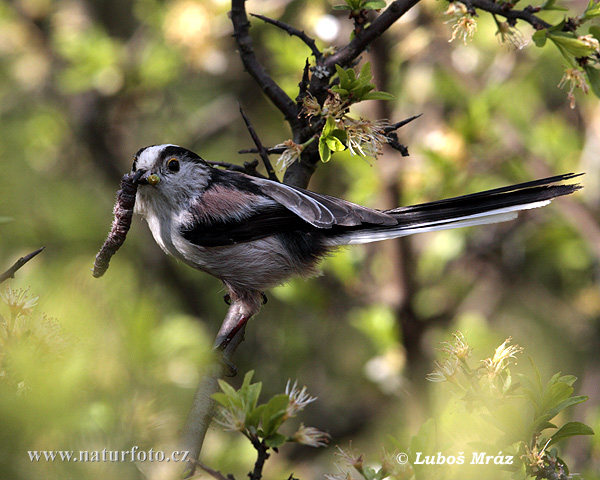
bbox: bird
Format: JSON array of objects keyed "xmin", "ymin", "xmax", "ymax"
[{"xmin": 131, "ymin": 144, "xmax": 581, "ymax": 347}]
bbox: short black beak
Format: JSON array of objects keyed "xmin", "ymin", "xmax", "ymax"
[{"xmin": 132, "ymin": 169, "xmax": 146, "ymax": 184}]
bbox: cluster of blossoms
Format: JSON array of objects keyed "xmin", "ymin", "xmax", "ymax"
[
  {"xmin": 214, "ymin": 377, "xmax": 329, "ymax": 448},
  {"xmin": 325, "ymin": 445, "xmax": 410, "ymax": 480},
  {"xmin": 426, "ymin": 332, "xmax": 523, "ymax": 384},
  {"xmin": 444, "ymin": 2, "xmax": 477, "ymax": 45},
  {"xmin": 275, "ymin": 91, "xmax": 390, "ymax": 170}
]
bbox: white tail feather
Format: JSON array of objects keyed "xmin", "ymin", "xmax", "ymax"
[{"xmin": 332, "ymin": 200, "xmax": 551, "ymax": 246}]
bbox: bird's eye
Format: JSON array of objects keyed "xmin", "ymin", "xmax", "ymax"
[{"xmin": 167, "ymin": 158, "xmax": 180, "ymax": 172}]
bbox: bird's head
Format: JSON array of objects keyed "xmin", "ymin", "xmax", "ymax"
[{"xmin": 131, "ymin": 144, "xmax": 213, "ymax": 213}]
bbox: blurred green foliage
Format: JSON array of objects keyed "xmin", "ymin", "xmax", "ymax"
[{"xmin": 0, "ymin": 0, "xmax": 598, "ymax": 479}]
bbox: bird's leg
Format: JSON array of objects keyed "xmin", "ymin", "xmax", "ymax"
[
  {"xmin": 215, "ymin": 313, "xmax": 250, "ymax": 351},
  {"xmin": 214, "ymin": 289, "xmax": 264, "ymax": 366}
]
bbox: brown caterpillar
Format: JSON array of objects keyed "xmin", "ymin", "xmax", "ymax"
[{"xmin": 92, "ymin": 172, "xmax": 138, "ymax": 278}]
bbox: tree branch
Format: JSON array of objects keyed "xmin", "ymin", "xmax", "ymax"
[
  {"xmin": 249, "ymin": 437, "xmax": 270, "ymax": 480},
  {"xmin": 251, "ymin": 13, "xmax": 322, "ymax": 59},
  {"xmin": 238, "ymin": 105, "xmax": 279, "ymax": 181},
  {"xmin": 0, "ymin": 247, "xmax": 45, "ymax": 285},
  {"xmin": 466, "ymin": 0, "xmax": 551, "ymax": 30},
  {"xmin": 194, "ymin": 459, "xmax": 235, "ymax": 480},
  {"xmin": 230, "ymin": 0, "xmax": 302, "ymax": 130},
  {"xmin": 324, "ymin": 0, "xmax": 422, "ymax": 72},
  {"xmin": 181, "ymin": 301, "xmax": 250, "ymax": 478}
]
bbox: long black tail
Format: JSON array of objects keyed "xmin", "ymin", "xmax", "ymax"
[{"xmin": 333, "ymin": 173, "xmax": 582, "ymax": 245}]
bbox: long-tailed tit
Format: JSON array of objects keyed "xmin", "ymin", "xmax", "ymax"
[{"xmin": 131, "ymin": 144, "xmax": 581, "ymax": 347}]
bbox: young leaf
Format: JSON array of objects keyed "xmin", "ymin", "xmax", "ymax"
[
  {"xmin": 265, "ymin": 432, "xmax": 288, "ymax": 448},
  {"xmin": 216, "ymin": 378, "xmax": 239, "ymax": 400},
  {"xmin": 362, "ymin": 91, "xmax": 395, "ymax": 101},
  {"xmin": 549, "ymin": 32, "xmax": 597, "ymax": 58},
  {"xmin": 548, "ymin": 421, "xmax": 595, "ymax": 446},
  {"xmin": 541, "ymin": 382, "xmax": 574, "ymax": 415},
  {"xmin": 261, "ymin": 394, "xmax": 290, "ymax": 436},
  {"xmin": 590, "ymin": 25, "xmax": 600, "ymax": 42},
  {"xmin": 545, "ymin": 395, "xmax": 589, "ymax": 421},
  {"xmin": 363, "ymin": 0, "xmax": 387, "ymax": 9},
  {"xmin": 584, "ymin": 65, "xmax": 600, "ymax": 99},
  {"xmin": 335, "ymin": 64, "xmax": 350, "ymax": 89},
  {"xmin": 319, "ymin": 137, "xmax": 332, "ymax": 163},
  {"xmin": 532, "ymin": 30, "xmax": 548, "ymax": 47}
]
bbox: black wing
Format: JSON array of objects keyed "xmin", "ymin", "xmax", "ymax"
[
  {"xmin": 180, "ymin": 169, "xmax": 397, "ymax": 247},
  {"xmin": 181, "ymin": 201, "xmax": 321, "ymax": 247}
]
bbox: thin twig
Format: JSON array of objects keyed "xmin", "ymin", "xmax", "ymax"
[
  {"xmin": 206, "ymin": 159, "xmax": 268, "ymax": 178},
  {"xmin": 466, "ymin": 0, "xmax": 551, "ymax": 30},
  {"xmin": 0, "ymin": 247, "xmax": 45, "ymax": 285},
  {"xmin": 251, "ymin": 13, "xmax": 322, "ymax": 59},
  {"xmin": 238, "ymin": 105, "xmax": 279, "ymax": 181},
  {"xmin": 231, "ymin": 0, "xmax": 301, "ymax": 130},
  {"xmin": 383, "ymin": 113, "xmax": 423, "ymax": 134},
  {"xmin": 297, "ymin": 59, "xmax": 311, "ymax": 104},
  {"xmin": 249, "ymin": 437, "xmax": 270, "ymax": 480},
  {"xmin": 194, "ymin": 459, "xmax": 235, "ymax": 480},
  {"xmin": 238, "ymin": 146, "xmax": 287, "ymax": 155},
  {"xmin": 181, "ymin": 301, "xmax": 249, "ymax": 478},
  {"xmin": 324, "ymin": 0, "xmax": 422, "ymax": 74}
]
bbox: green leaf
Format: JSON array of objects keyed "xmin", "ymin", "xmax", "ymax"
[
  {"xmin": 548, "ymin": 421, "xmax": 595, "ymax": 446},
  {"xmin": 546, "ymin": 395, "xmax": 589, "ymax": 421},
  {"xmin": 246, "ymin": 404, "xmax": 265, "ymax": 430},
  {"xmin": 549, "ymin": 32, "xmax": 597, "ymax": 58},
  {"xmin": 558, "ymin": 375, "xmax": 577, "ymax": 387},
  {"xmin": 331, "ymin": 87, "xmax": 349, "ymax": 96},
  {"xmin": 359, "ymin": 61, "xmax": 372, "ymax": 80},
  {"xmin": 333, "ymin": 4, "xmax": 353, "ymax": 10},
  {"xmin": 325, "ymin": 134, "xmax": 346, "ymax": 151},
  {"xmin": 527, "ymin": 414, "xmax": 555, "ymax": 437},
  {"xmin": 532, "ymin": 30, "xmax": 548, "ymax": 47},
  {"xmin": 583, "ymin": 0, "xmax": 600, "ymax": 18},
  {"xmin": 540, "ymin": 0, "xmax": 569, "ymax": 11},
  {"xmin": 319, "ymin": 136, "xmax": 332, "ymax": 163},
  {"xmin": 590, "ymin": 25, "xmax": 600, "ymax": 42},
  {"xmin": 335, "ymin": 64, "xmax": 350, "ymax": 89},
  {"xmin": 264, "ymin": 432, "xmax": 288, "ymax": 448},
  {"xmin": 362, "ymin": 91, "xmax": 395, "ymax": 101},
  {"xmin": 541, "ymin": 382, "xmax": 573, "ymax": 415},
  {"xmin": 261, "ymin": 394, "xmax": 290, "ymax": 436},
  {"xmin": 239, "ymin": 371, "xmax": 262, "ymax": 412},
  {"xmin": 584, "ymin": 65, "xmax": 600, "ymax": 99},
  {"xmin": 360, "ymin": 465, "xmax": 379, "ymax": 480},
  {"xmin": 322, "ymin": 116, "xmax": 337, "ymax": 136},
  {"xmin": 363, "ymin": 0, "xmax": 387, "ymax": 9},
  {"xmin": 216, "ymin": 378, "xmax": 239, "ymax": 399},
  {"xmin": 211, "ymin": 392, "xmax": 230, "ymax": 407}
]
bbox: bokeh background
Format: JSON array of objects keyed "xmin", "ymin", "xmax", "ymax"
[{"xmin": 1, "ymin": 0, "xmax": 599, "ymax": 478}]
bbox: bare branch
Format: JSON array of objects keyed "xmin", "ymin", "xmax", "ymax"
[
  {"xmin": 384, "ymin": 114, "xmax": 423, "ymax": 134},
  {"xmin": 231, "ymin": 0, "xmax": 301, "ymax": 130},
  {"xmin": 181, "ymin": 301, "xmax": 249, "ymax": 478},
  {"xmin": 238, "ymin": 105, "xmax": 280, "ymax": 181},
  {"xmin": 0, "ymin": 247, "xmax": 45, "ymax": 285},
  {"xmin": 466, "ymin": 0, "xmax": 551, "ymax": 30},
  {"xmin": 251, "ymin": 13, "xmax": 322, "ymax": 59},
  {"xmin": 194, "ymin": 459, "xmax": 235, "ymax": 480},
  {"xmin": 249, "ymin": 437, "xmax": 270, "ymax": 480},
  {"xmin": 206, "ymin": 159, "xmax": 268, "ymax": 178},
  {"xmin": 324, "ymin": 0, "xmax": 422, "ymax": 72}
]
